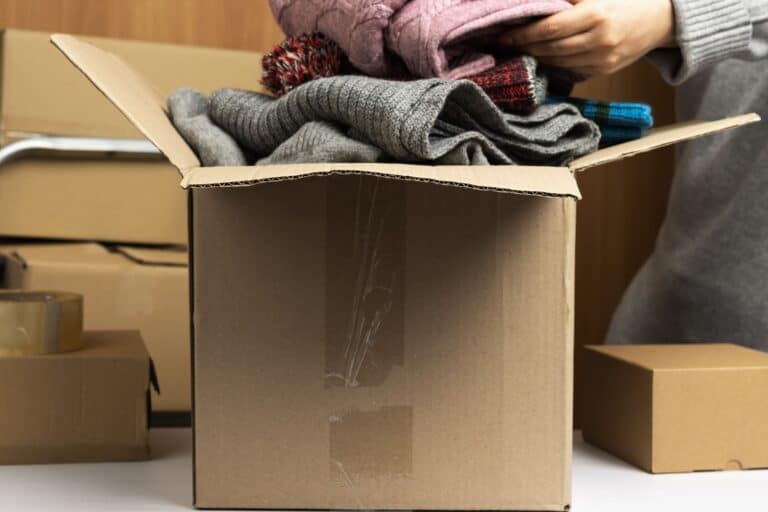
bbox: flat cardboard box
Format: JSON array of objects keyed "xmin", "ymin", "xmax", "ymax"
[
  {"xmin": 0, "ymin": 330, "xmax": 151, "ymax": 465},
  {"xmin": 582, "ymin": 344, "xmax": 768, "ymax": 473},
  {"xmin": 51, "ymin": 34, "xmax": 761, "ymax": 510},
  {"xmin": 1, "ymin": 243, "xmax": 190, "ymax": 412},
  {"xmin": 0, "ymin": 29, "xmax": 261, "ymax": 245}
]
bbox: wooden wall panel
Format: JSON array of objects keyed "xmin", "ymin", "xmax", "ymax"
[
  {"xmin": 0, "ymin": 0, "xmax": 675, "ymax": 422},
  {"xmin": 0, "ymin": 0, "xmax": 284, "ymax": 51}
]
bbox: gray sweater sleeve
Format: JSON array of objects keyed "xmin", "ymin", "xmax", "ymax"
[{"xmin": 648, "ymin": 0, "xmax": 768, "ymax": 84}]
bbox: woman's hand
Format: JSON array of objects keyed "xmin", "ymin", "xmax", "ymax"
[{"xmin": 499, "ymin": 0, "xmax": 675, "ymax": 75}]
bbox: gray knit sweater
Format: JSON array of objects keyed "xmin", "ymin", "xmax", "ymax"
[
  {"xmin": 206, "ymin": 76, "xmax": 599, "ymax": 166},
  {"xmin": 606, "ymin": 0, "xmax": 768, "ymax": 349}
]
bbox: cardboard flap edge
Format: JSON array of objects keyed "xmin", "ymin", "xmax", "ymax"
[
  {"xmin": 49, "ymin": 34, "xmax": 199, "ymax": 174},
  {"xmin": 569, "ymin": 113, "xmax": 761, "ymax": 172},
  {"xmin": 180, "ymin": 162, "xmax": 583, "ymax": 199}
]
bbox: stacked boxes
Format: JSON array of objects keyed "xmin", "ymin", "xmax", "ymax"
[
  {"xmin": 0, "ymin": 29, "xmax": 262, "ymax": 414},
  {"xmin": 1, "ymin": 243, "xmax": 189, "ymax": 412}
]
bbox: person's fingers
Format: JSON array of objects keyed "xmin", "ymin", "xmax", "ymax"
[
  {"xmin": 519, "ymin": 31, "xmax": 596, "ymax": 57},
  {"xmin": 499, "ymin": 2, "xmax": 604, "ymax": 46}
]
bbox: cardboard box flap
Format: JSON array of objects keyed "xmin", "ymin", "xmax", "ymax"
[
  {"xmin": 180, "ymin": 162, "xmax": 582, "ymax": 198},
  {"xmin": 113, "ymin": 245, "xmax": 188, "ymax": 267},
  {"xmin": 50, "ymin": 34, "xmax": 199, "ymax": 174},
  {"xmin": 569, "ymin": 114, "xmax": 761, "ymax": 172}
]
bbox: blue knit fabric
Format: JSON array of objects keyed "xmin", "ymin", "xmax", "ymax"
[
  {"xmin": 599, "ymin": 126, "xmax": 648, "ymax": 146},
  {"xmin": 545, "ymin": 96, "xmax": 654, "ymax": 146},
  {"xmin": 546, "ymin": 96, "xmax": 654, "ymax": 128}
]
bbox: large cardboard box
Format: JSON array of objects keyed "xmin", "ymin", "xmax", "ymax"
[
  {"xmin": 582, "ymin": 344, "xmax": 768, "ymax": 473},
  {"xmin": 0, "ymin": 330, "xmax": 151, "ymax": 465},
  {"xmin": 0, "ymin": 29, "xmax": 261, "ymax": 244},
  {"xmin": 1, "ymin": 243, "xmax": 189, "ymax": 412},
  {"xmin": 51, "ymin": 34, "xmax": 761, "ymax": 510}
]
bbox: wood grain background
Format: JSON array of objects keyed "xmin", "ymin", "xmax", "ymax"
[{"xmin": 0, "ymin": 0, "xmax": 675, "ymax": 421}]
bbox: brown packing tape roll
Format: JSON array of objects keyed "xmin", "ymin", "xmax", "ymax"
[{"xmin": 0, "ymin": 291, "xmax": 84, "ymax": 356}]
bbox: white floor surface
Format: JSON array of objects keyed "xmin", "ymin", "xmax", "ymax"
[{"xmin": 0, "ymin": 429, "xmax": 765, "ymax": 511}]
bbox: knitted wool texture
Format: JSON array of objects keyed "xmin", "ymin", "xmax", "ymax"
[
  {"xmin": 550, "ymin": 97, "xmax": 654, "ymax": 128},
  {"xmin": 261, "ymin": 32, "xmax": 346, "ymax": 97},
  {"xmin": 206, "ymin": 76, "xmax": 600, "ymax": 166},
  {"xmin": 599, "ymin": 126, "xmax": 648, "ymax": 146},
  {"xmin": 167, "ymin": 87, "xmax": 248, "ymax": 166},
  {"xmin": 545, "ymin": 96, "xmax": 654, "ymax": 146},
  {"xmin": 466, "ymin": 56, "xmax": 548, "ymax": 114},
  {"xmin": 269, "ymin": 0, "xmax": 571, "ymax": 78},
  {"xmin": 257, "ymin": 121, "xmax": 384, "ymax": 164},
  {"xmin": 261, "ymin": 33, "xmax": 580, "ymax": 110}
]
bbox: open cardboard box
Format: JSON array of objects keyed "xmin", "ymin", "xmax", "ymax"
[{"xmin": 50, "ymin": 34, "xmax": 760, "ymax": 511}]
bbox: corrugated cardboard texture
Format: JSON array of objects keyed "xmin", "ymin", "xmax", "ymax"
[
  {"xmin": 192, "ymin": 175, "xmax": 574, "ymax": 510},
  {"xmin": 569, "ymin": 115, "xmax": 760, "ymax": 172},
  {"xmin": 180, "ymin": 162, "xmax": 582, "ymax": 197},
  {"xmin": 2, "ymin": 243, "xmax": 190, "ymax": 411},
  {"xmin": 582, "ymin": 344, "xmax": 768, "ymax": 473},
  {"xmin": 0, "ymin": 330, "xmax": 150, "ymax": 465}
]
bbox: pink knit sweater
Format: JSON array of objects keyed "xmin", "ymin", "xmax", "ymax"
[{"xmin": 269, "ymin": 0, "xmax": 570, "ymax": 78}]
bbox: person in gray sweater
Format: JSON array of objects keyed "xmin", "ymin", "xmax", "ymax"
[{"xmin": 503, "ymin": 0, "xmax": 768, "ymax": 349}]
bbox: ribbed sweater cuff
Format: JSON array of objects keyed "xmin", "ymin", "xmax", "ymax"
[{"xmin": 672, "ymin": 0, "xmax": 752, "ymax": 79}]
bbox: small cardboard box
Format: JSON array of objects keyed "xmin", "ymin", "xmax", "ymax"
[
  {"xmin": 51, "ymin": 34, "xmax": 760, "ymax": 510},
  {"xmin": 0, "ymin": 330, "xmax": 152, "ymax": 465},
  {"xmin": 582, "ymin": 344, "xmax": 768, "ymax": 473},
  {"xmin": 1, "ymin": 243, "xmax": 190, "ymax": 412},
  {"xmin": 0, "ymin": 29, "xmax": 261, "ymax": 245}
]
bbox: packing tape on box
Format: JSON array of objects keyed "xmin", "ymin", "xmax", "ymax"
[{"xmin": 0, "ymin": 291, "xmax": 84, "ymax": 356}]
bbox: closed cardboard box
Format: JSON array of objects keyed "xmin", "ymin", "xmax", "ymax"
[
  {"xmin": 0, "ymin": 330, "xmax": 151, "ymax": 465},
  {"xmin": 52, "ymin": 34, "xmax": 760, "ymax": 510},
  {"xmin": 0, "ymin": 29, "xmax": 261, "ymax": 245},
  {"xmin": 582, "ymin": 344, "xmax": 768, "ymax": 473},
  {"xmin": 1, "ymin": 243, "xmax": 189, "ymax": 412}
]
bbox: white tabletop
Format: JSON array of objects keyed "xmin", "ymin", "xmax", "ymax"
[{"xmin": 0, "ymin": 429, "xmax": 766, "ymax": 511}]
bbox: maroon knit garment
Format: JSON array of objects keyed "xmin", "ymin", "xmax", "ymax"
[
  {"xmin": 466, "ymin": 56, "xmax": 547, "ymax": 114},
  {"xmin": 261, "ymin": 32, "xmax": 346, "ymax": 96}
]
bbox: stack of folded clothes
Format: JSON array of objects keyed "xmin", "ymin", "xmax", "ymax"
[{"xmin": 169, "ymin": 1, "xmax": 653, "ymax": 167}]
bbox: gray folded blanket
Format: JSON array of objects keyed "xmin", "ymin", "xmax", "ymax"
[{"xmin": 169, "ymin": 75, "xmax": 599, "ymax": 166}]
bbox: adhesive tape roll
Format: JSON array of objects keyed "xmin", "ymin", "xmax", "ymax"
[{"xmin": 0, "ymin": 291, "xmax": 84, "ymax": 357}]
